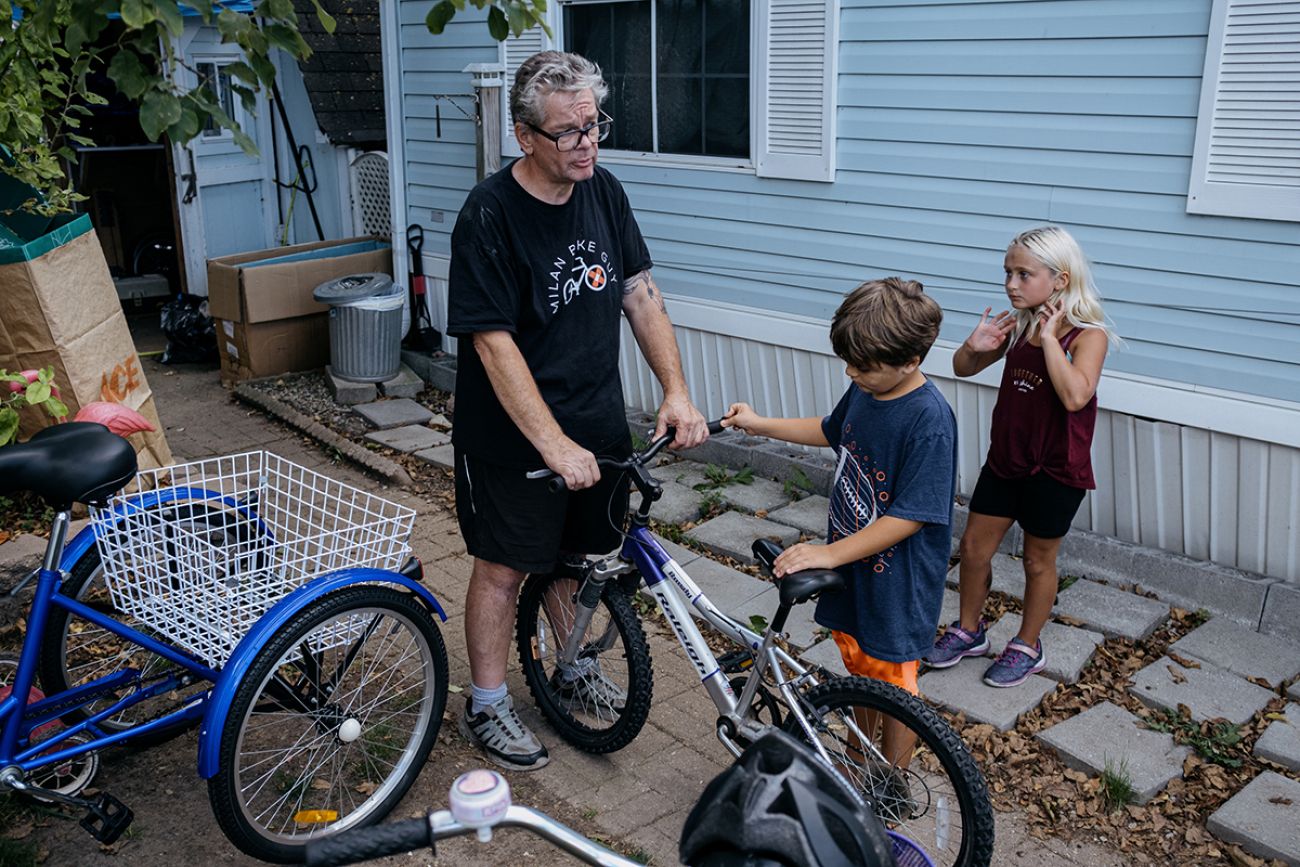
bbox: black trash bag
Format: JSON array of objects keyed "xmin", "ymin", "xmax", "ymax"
[{"xmin": 160, "ymin": 293, "xmax": 218, "ymax": 364}]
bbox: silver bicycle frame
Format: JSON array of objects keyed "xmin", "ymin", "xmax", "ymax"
[{"xmin": 609, "ymin": 525, "xmax": 867, "ymax": 765}]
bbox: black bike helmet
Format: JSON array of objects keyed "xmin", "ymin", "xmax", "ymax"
[{"xmin": 679, "ymin": 730, "xmax": 896, "ymax": 867}]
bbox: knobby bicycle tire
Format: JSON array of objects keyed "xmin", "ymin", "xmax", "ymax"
[
  {"xmin": 207, "ymin": 586, "xmax": 448, "ymax": 864},
  {"xmin": 516, "ymin": 572, "xmax": 653, "ymax": 754},
  {"xmin": 784, "ymin": 676, "xmax": 994, "ymax": 867}
]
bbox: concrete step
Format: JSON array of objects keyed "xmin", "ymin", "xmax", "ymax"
[
  {"xmin": 631, "ymin": 481, "xmax": 706, "ymax": 525},
  {"xmin": 766, "ymin": 495, "xmax": 830, "ymax": 536},
  {"xmin": 353, "ymin": 398, "xmax": 434, "ymax": 430},
  {"xmin": 919, "ymin": 661, "xmax": 1057, "ymax": 732},
  {"xmin": 1128, "ymin": 656, "xmax": 1277, "ymax": 725},
  {"xmin": 685, "ymin": 512, "xmax": 799, "ymax": 566},
  {"xmin": 377, "ymin": 365, "xmax": 423, "ymax": 399},
  {"xmin": 671, "ymin": 466, "xmax": 793, "ymax": 515},
  {"xmin": 1169, "ymin": 617, "xmax": 1300, "ymax": 689},
  {"xmin": 414, "ymin": 444, "xmax": 455, "ymax": 469},
  {"xmin": 1207, "ymin": 771, "xmax": 1300, "ymax": 864},
  {"xmin": 1052, "ymin": 578, "xmax": 1169, "ymax": 641},
  {"xmin": 1036, "ymin": 701, "xmax": 1191, "ymax": 804},
  {"xmin": 364, "ymin": 424, "xmax": 450, "ymax": 453},
  {"xmin": 1254, "ymin": 702, "xmax": 1300, "ymax": 773}
]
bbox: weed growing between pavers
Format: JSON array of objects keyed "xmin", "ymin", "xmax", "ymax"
[
  {"xmin": 1144, "ymin": 714, "xmax": 1244, "ymax": 768},
  {"xmin": 782, "ymin": 468, "xmax": 815, "ymax": 501},
  {"xmin": 1100, "ymin": 758, "xmax": 1136, "ymax": 812},
  {"xmin": 950, "ymin": 605, "xmax": 1290, "ymax": 866}
]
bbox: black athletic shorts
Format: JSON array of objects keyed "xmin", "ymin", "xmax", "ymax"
[
  {"xmin": 453, "ymin": 447, "xmax": 631, "ymax": 574},
  {"xmin": 967, "ymin": 465, "xmax": 1087, "ymax": 540}
]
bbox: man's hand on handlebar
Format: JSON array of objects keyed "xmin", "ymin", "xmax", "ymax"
[
  {"xmin": 540, "ymin": 437, "xmax": 601, "ymax": 491},
  {"xmin": 655, "ymin": 393, "xmax": 708, "ymax": 450}
]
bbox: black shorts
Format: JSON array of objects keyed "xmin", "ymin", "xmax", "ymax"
[
  {"xmin": 453, "ymin": 448, "xmax": 631, "ymax": 574},
  {"xmin": 967, "ymin": 465, "xmax": 1087, "ymax": 540}
]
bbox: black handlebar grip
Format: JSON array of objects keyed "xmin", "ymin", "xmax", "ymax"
[
  {"xmin": 548, "ymin": 476, "xmax": 567, "ymax": 493},
  {"xmin": 304, "ymin": 817, "xmax": 432, "ymax": 867},
  {"xmin": 707, "ymin": 419, "xmax": 726, "ymax": 435}
]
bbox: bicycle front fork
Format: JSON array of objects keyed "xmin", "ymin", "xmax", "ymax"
[{"xmin": 556, "ymin": 556, "xmax": 635, "ymax": 668}]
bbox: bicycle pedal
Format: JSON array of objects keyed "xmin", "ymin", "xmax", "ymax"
[
  {"xmin": 718, "ymin": 650, "xmax": 754, "ymax": 674},
  {"xmin": 80, "ymin": 792, "xmax": 133, "ymax": 844}
]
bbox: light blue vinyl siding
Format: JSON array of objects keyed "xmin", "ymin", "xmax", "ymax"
[{"xmin": 397, "ymin": 0, "xmax": 1300, "ymax": 403}]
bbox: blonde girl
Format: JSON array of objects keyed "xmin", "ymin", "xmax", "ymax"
[{"xmin": 925, "ymin": 226, "xmax": 1118, "ymax": 687}]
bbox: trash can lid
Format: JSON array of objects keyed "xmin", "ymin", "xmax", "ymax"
[{"xmin": 312, "ymin": 272, "xmax": 397, "ymax": 305}]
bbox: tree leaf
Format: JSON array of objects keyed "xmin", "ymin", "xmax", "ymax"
[
  {"xmin": 155, "ymin": 0, "xmax": 185, "ymax": 36},
  {"xmin": 487, "ymin": 5, "xmax": 508, "ymax": 41},
  {"xmin": 505, "ymin": 2, "xmax": 527, "ymax": 37},
  {"xmin": 107, "ymin": 50, "xmax": 150, "ymax": 100},
  {"xmin": 225, "ymin": 61, "xmax": 259, "ymax": 84},
  {"xmin": 165, "ymin": 107, "xmax": 200, "ymax": 143},
  {"xmin": 139, "ymin": 89, "xmax": 183, "ymax": 140},
  {"xmin": 119, "ymin": 0, "xmax": 153, "ymax": 28},
  {"xmin": 425, "ymin": 0, "xmax": 456, "ymax": 35},
  {"xmin": 310, "ymin": 0, "xmax": 337, "ymax": 34}
]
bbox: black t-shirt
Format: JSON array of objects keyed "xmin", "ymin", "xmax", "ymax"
[{"xmin": 447, "ymin": 162, "xmax": 652, "ymax": 467}]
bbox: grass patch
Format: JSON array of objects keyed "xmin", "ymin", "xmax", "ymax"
[
  {"xmin": 1144, "ymin": 712, "xmax": 1244, "ymax": 767},
  {"xmin": 692, "ymin": 464, "xmax": 753, "ymax": 492},
  {"xmin": 1058, "ymin": 574, "xmax": 1081, "ymax": 592},
  {"xmin": 782, "ymin": 468, "xmax": 816, "ymax": 500},
  {"xmin": 1100, "ymin": 758, "xmax": 1136, "ymax": 811}
]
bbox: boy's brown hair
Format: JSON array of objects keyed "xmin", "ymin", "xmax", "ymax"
[{"xmin": 829, "ymin": 277, "xmax": 943, "ymax": 370}]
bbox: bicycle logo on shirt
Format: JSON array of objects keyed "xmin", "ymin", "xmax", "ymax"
[{"xmin": 548, "ymin": 239, "xmax": 617, "ymax": 314}]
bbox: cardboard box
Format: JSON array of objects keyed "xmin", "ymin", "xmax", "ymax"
[{"xmin": 207, "ymin": 236, "xmax": 391, "ymax": 383}]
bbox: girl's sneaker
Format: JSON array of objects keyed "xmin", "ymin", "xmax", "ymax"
[
  {"xmin": 923, "ymin": 620, "xmax": 990, "ymax": 668},
  {"xmin": 983, "ymin": 638, "xmax": 1046, "ymax": 688}
]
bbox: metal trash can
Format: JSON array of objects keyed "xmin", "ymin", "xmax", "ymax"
[{"xmin": 312, "ymin": 273, "xmax": 404, "ymax": 382}]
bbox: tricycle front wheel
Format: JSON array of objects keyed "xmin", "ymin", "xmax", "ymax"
[{"xmin": 207, "ymin": 586, "xmax": 448, "ymax": 863}]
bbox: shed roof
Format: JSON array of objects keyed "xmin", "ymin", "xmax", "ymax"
[{"xmin": 292, "ymin": 0, "xmax": 386, "ymax": 148}]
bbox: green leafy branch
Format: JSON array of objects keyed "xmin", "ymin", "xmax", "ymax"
[
  {"xmin": 0, "ymin": 367, "xmax": 69, "ymax": 446},
  {"xmin": 425, "ymin": 0, "xmax": 551, "ymax": 41}
]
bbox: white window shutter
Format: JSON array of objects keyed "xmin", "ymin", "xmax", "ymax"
[
  {"xmin": 755, "ymin": 0, "xmax": 838, "ymax": 182},
  {"xmin": 1187, "ymin": 0, "xmax": 1300, "ymax": 222},
  {"xmin": 500, "ymin": 26, "xmax": 550, "ymax": 158}
]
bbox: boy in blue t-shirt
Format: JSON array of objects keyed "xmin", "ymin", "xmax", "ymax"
[{"xmin": 723, "ymin": 277, "xmax": 957, "ymax": 712}]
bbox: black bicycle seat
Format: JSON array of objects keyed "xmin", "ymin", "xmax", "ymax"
[
  {"xmin": 0, "ymin": 422, "xmax": 138, "ymax": 508},
  {"xmin": 751, "ymin": 538, "xmax": 845, "ymax": 605}
]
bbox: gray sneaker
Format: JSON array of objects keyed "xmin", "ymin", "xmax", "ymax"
[
  {"xmin": 551, "ymin": 662, "xmax": 627, "ymax": 721},
  {"xmin": 458, "ymin": 695, "xmax": 550, "ymax": 771}
]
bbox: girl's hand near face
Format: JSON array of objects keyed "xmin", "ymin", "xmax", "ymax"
[
  {"xmin": 1037, "ymin": 299, "xmax": 1068, "ymax": 343},
  {"xmin": 967, "ymin": 307, "xmax": 1015, "ymax": 353}
]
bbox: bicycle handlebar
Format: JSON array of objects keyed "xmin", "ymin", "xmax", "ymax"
[
  {"xmin": 304, "ymin": 805, "xmax": 641, "ymax": 867},
  {"xmin": 304, "ymin": 816, "xmax": 432, "ymax": 866},
  {"xmin": 528, "ymin": 419, "xmax": 728, "ymax": 493}
]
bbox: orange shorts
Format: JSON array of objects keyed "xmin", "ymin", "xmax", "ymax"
[{"xmin": 831, "ymin": 631, "xmax": 920, "ymax": 695}]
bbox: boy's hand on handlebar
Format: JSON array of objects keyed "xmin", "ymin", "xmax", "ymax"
[
  {"xmin": 541, "ymin": 438, "xmax": 600, "ymax": 490},
  {"xmin": 721, "ymin": 402, "xmax": 762, "ymax": 436},
  {"xmin": 656, "ymin": 395, "xmax": 708, "ymax": 449},
  {"xmin": 774, "ymin": 542, "xmax": 839, "ymax": 577}
]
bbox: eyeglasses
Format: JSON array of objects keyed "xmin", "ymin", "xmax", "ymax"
[{"xmin": 527, "ymin": 112, "xmax": 614, "ymax": 152}]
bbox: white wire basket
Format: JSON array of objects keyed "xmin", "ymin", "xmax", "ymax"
[{"xmin": 90, "ymin": 451, "xmax": 417, "ymax": 668}]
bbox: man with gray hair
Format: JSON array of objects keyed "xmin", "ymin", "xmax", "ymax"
[{"xmin": 447, "ymin": 50, "xmax": 708, "ymax": 770}]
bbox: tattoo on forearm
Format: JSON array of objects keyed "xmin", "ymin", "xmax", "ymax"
[{"xmin": 625, "ymin": 269, "xmax": 667, "ymax": 314}]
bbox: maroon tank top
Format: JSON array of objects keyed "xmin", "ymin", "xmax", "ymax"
[{"xmin": 985, "ymin": 327, "xmax": 1097, "ymax": 490}]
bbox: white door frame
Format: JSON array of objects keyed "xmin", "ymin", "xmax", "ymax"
[{"xmin": 170, "ymin": 23, "xmax": 278, "ymax": 296}]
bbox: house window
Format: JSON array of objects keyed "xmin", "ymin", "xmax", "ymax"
[
  {"xmin": 197, "ymin": 61, "xmax": 238, "ymax": 138},
  {"xmin": 563, "ymin": 0, "xmax": 751, "ymax": 159}
]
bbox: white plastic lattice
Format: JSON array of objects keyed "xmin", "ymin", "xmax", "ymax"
[
  {"xmin": 90, "ymin": 451, "xmax": 416, "ymax": 668},
  {"xmin": 350, "ymin": 151, "xmax": 391, "ymax": 237}
]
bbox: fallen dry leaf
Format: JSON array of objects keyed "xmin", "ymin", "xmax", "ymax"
[
  {"xmin": 1167, "ymin": 664, "xmax": 1188, "ymax": 685},
  {"xmin": 1168, "ymin": 652, "xmax": 1201, "ymax": 669}
]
